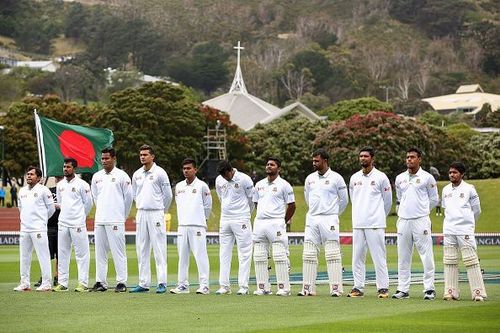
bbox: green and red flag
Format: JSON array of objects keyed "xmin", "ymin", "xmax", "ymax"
[{"xmin": 34, "ymin": 111, "xmax": 114, "ymax": 176}]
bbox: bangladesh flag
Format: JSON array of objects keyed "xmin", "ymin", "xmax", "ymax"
[{"xmin": 34, "ymin": 111, "xmax": 114, "ymax": 176}]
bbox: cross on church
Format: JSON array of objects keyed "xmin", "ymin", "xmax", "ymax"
[{"xmin": 234, "ymin": 41, "xmax": 244, "ymax": 68}]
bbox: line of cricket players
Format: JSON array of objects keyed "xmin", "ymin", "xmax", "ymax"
[{"xmin": 14, "ymin": 145, "xmax": 487, "ymax": 301}]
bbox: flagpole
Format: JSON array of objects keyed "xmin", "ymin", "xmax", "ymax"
[{"xmin": 34, "ymin": 109, "xmax": 47, "ymax": 177}]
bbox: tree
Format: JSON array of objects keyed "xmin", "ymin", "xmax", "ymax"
[
  {"xmin": 245, "ymin": 112, "xmax": 328, "ymax": 185},
  {"xmin": 319, "ymin": 97, "xmax": 392, "ymax": 121},
  {"xmin": 314, "ymin": 111, "xmax": 449, "ymax": 180},
  {"xmin": 465, "ymin": 133, "xmax": 500, "ymax": 179},
  {"xmin": 290, "ymin": 49, "xmax": 333, "ymax": 93},
  {"xmin": 90, "ymin": 82, "xmax": 206, "ymax": 180},
  {"xmin": 64, "ymin": 2, "xmax": 87, "ymax": 40}
]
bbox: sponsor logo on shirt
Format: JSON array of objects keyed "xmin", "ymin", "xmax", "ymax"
[
  {"xmin": 371, "ymin": 181, "xmax": 376, "ymax": 185},
  {"xmin": 330, "ymin": 225, "xmax": 335, "ymax": 230},
  {"xmin": 149, "ymin": 176, "xmax": 154, "ymax": 180},
  {"xmin": 111, "ymin": 178, "xmax": 116, "ymax": 182},
  {"xmin": 276, "ymin": 231, "xmax": 281, "ymax": 236},
  {"xmin": 423, "ymin": 230, "xmax": 428, "ymax": 235},
  {"xmin": 72, "ymin": 187, "xmax": 76, "ymax": 192},
  {"xmin": 34, "ymin": 193, "xmax": 38, "ymax": 197},
  {"xmin": 465, "ymin": 235, "xmax": 470, "ymax": 240},
  {"xmin": 325, "ymin": 180, "xmax": 330, "ymax": 185},
  {"xmin": 113, "ymin": 226, "xmax": 118, "ymax": 231},
  {"xmin": 77, "ymin": 228, "xmax": 81, "ymax": 233},
  {"xmin": 242, "ymin": 224, "xmax": 247, "ymax": 230},
  {"xmin": 383, "ymin": 187, "xmax": 391, "ymax": 192},
  {"xmin": 460, "ymin": 193, "xmax": 464, "ymax": 198},
  {"xmin": 192, "ymin": 189, "xmax": 197, "ymax": 194},
  {"xmin": 37, "ymin": 233, "xmax": 41, "ymax": 239},
  {"xmin": 156, "ymin": 222, "xmax": 161, "ymax": 227},
  {"xmin": 196, "ymin": 231, "xmax": 201, "ymax": 236},
  {"xmin": 272, "ymin": 187, "xmax": 277, "ymax": 192},
  {"xmin": 416, "ymin": 179, "xmax": 421, "ymax": 184},
  {"xmin": 234, "ymin": 183, "xmax": 239, "ymax": 189}
]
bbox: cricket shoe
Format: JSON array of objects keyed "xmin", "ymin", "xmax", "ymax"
[
  {"xmin": 423, "ymin": 290, "xmax": 436, "ymax": 300},
  {"xmin": 74, "ymin": 283, "xmax": 89, "ymax": 292},
  {"xmin": 215, "ymin": 286, "xmax": 232, "ymax": 295},
  {"xmin": 34, "ymin": 277, "xmax": 42, "ymax": 288},
  {"xmin": 347, "ymin": 288, "xmax": 364, "ymax": 298},
  {"xmin": 36, "ymin": 285, "xmax": 52, "ymax": 292},
  {"xmin": 170, "ymin": 285, "xmax": 190, "ymax": 294},
  {"xmin": 236, "ymin": 287, "xmax": 249, "ymax": 295},
  {"xmin": 392, "ymin": 290, "xmax": 410, "ymax": 299},
  {"xmin": 443, "ymin": 289, "xmax": 459, "ymax": 301},
  {"xmin": 473, "ymin": 295, "xmax": 484, "ymax": 302},
  {"xmin": 114, "ymin": 283, "xmax": 127, "ymax": 293},
  {"xmin": 377, "ymin": 288, "xmax": 389, "ymax": 299},
  {"xmin": 156, "ymin": 284, "xmax": 167, "ymax": 294},
  {"xmin": 90, "ymin": 282, "xmax": 107, "ymax": 292},
  {"xmin": 297, "ymin": 289, "xmax": 315, "ymax": 296},
  {"xmin": 129, "ymin": 285, "xmax": 149, "ymax": 293},
  {"xmin": 196, "ymin": 286, "xmax": 210, "ymax": 295},
  {"xmin": 331, "ymin": 290, "xmax": 342, "ymax": 297},
  {"xmin": 52, "ymin": 284, "xmax": 68, "ymax": 292},
  {"xmin": 13, "ymin": 284, "xmax": 31, "ymax": 292},
  {"xmin": 276, "ymin": 289, "xmax": 291, "ymax": 296},
  {"xmin": 253, "ymin": 289, "xmax": 272, "ymax": 296}
]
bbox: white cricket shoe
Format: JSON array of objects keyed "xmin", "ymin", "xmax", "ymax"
[
  {"xmin": 473, "ymin": 295, "xmax": 485, "ymax": 302},
  {"xmin": 236, "ymin": 287, "xmax": 249, "ymax": 295},
  {"xmin": 330, "ymin": 290, "xmax": 342, "ymax": 297},
  {"xmin": 253, "ymin": 288, "xmax": 272, "ymax": 296},
  {"xmin": 276, "ymin": 289, "xmax": 291, "ymax": 296},
  {"xmin": 169, "ymin": 285, "xmax": 190, "ymax": 294},
  {"xmin": 36, "ymin": 285, "xmax": 52, "ymax": 292},
  {"xmin": 13, "ymin": 284, "xmax": 31, "ymax": 292},
  {"xmin": 196, "ymin": 286, "xmax": 210, "ymax": 295},
  {"xmin": 215, "ymin": 286, "xmax": 231, "ymax": 295},
  {"xmin": 423, "ymin": 290, "xmax": 436, "ymax": 300},
  {"xmin": 443, "ymin": 292, "xmax": 459, "ymax": 301},
  {"xmin": 298, "ymin": 289, "xmax": 316, "ymax": 296}
]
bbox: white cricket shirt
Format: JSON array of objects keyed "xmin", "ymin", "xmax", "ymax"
[
  {"xmin": 253, "ymin": 176, "xmax": 295, "ymax": 220},
  {"xmin": 304, "ymin": 168, "xmax": 348, "ymax": 216},
  {"xmin": 442, "ymin": 181, "xmax": 481, "ymax": 235},
  {"xmin": 91, "ymin": 167, "xmax": 133, "ymax": 224},
  {"xmin": 19, "ymin": 183, "xmax": 55, "ymax": 232},
  {"xmin": 215, "ymin": 169, "xmax": 254, "ymax": 220},
  {"xmin": 395, "ymin": 167, "xmax": 439, "ymax": 219},
  {"xmin": 349, "ymin": 167, "xmax": 392, "ymax": 228},
  {"xmin": 175, "ymin": 177, "xmax": 212, "ymax": 227},
  {"xmin": 133, "ymin": 163, "xmax": 173, "ymax": 213},
  {"xmin": 57, "ymin": 176, "xmax": 93, "ymax": 228}
]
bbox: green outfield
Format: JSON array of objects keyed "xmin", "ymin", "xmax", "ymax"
[{"xmin": 1, "ymin": 244, "xmax": 499, "ymax": 332}]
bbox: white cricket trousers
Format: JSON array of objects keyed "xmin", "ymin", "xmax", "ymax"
[
  {"xmin": 176, "ymin": 226, "xmax": 210, "ymax": 288},
  {"xmin": 136, "ymin": 209, "xmax": 167, "ymax": 288},
  {"xmin": 19, "ymin": 231, "xmax": 51, "ymax": 288},
  {"xmin": 58, "ymin": 225, "xmax": 90, "ymax": 287},
  {"xmin": 95, "ymin": 224, "xmax": 127, "ymax": 286},
  {"xmin": 396, "ymin": 216, "xmax": 435, "ymax": 293},
  {"xmin": 352, "ymin": 228, "xmax": 389, "ymax": 290},
  {"xmin": 219, "ymin": 218, "xmax": 253, "ymax": 289}
]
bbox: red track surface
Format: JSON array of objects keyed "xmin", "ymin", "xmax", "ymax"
[{"xmin": 0, "ymin": 208, "xmax": 137, "ymax": 231}]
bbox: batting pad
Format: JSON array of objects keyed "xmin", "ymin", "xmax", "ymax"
[
  {"xmin": 272, "ymin": 242, "xmax": 290, "ymax": 291},
  {"xmin": 461, "ymin": 246, "xmax": 487, "ymax": 299},
  {"xmin": 443, "ymin": 245, "xmax": 459, "ymax": 297},
  {"xmin": 325, "ymin": 240, "xmax": 343, "ymax": 293},
  {"xmin": 302, "ymin": 241, "xmax": 318, "ymax": 293},
  {"xmin": 253, "ymin": 242, "xmax": 270, "ymax": 290}
]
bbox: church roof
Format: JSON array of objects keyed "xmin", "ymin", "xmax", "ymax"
[{"xmin": 203, "ymin": 41, "xmax": 322, "ymax": 131}]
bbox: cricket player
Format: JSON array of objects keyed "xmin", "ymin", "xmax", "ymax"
[
  {"xmin": 91, "ymin": 147, "xmax": 133, "ymax": 292},
  {"xmin": 393, "ymin": 147, "xmax": 439, "ymax": 300},
  {"xmin": 215, "ymin": 160, "xmax": 254, "ymax": 295},
  {"xmin": 14, "ymin": 166, "xmax": 55, "ymax": 292},
  {"xmin": 53, "ymin": 158, "xmax": 93, "ymax": 292},
  {"xmin": 130, "ymin": 145, "xmax": 172, "ymax": 294},
  {"xmin": 442, "ymin": 161, "xmax": 487, "ymax": 301},
  {"xmin": 253, "ymin": 157, "xmax": 296, "ymax": 296},
  {"xmin": 348, "ymin": 147, "xmax": 392, "ymax": 298},
  {"xmin": 170, "ymin": 158, "xmax": 212, "ymax": 295},
  {"xmin": 298, "ymin": 149, "xmax": 347, "ymax": 297}
]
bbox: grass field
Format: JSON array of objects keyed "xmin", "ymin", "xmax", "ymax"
[{"xmin": 1, "ymin": 244, "xmax": 499, "ymax": 332}]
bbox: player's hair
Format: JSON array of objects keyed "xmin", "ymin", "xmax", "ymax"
[
  {"xmin": 449, "ymin": 161, "xmax": 466, "ymax": 174},
  {"xmin": 182, "ymin": 157, "xmax": 196, "ymax": 168},
  {"xmin": 312, "ymin": 148, "xmax": 329, "ymax": 160},
  {"xmin": 217, "ymin": 160, "xmax": 232, "ymax": 175},
  {"xmin": 139, "ymin": 144, "xmax": 155, "ymax": 155},
  {"xmin": 101, "ymin": 147, "xmax": 116, "ymax": 157},
  {"xmin": 26, "ymin": 166, "xmax": 42, "ymax": 177},
  {"xmin": 267, "ymin": 157, "xmax": 281, "ymax": 168},
  {"xmin": 407, "ymin": 147, "xmax": 422, "ymax": 157},
  {"xmin": 63, "ymin": 157, "xmax": 78, "ymax": 168},
  {"xmin": 359, "ymin": 146, "xmax": 375, "ymax": 157}
]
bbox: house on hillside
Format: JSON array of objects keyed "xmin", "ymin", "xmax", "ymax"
[
  {"xmin": 422, "ymin": 84, "xmax": 500, "ymax": 115},
  {"xmin": 203, "ymin": 41, "xmax": 323, "ymax": 131}
]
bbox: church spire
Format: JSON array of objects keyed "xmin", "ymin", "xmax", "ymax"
[{"xmin": 229, "ymin": 41, "xmax": 248, "ymax": 94}]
